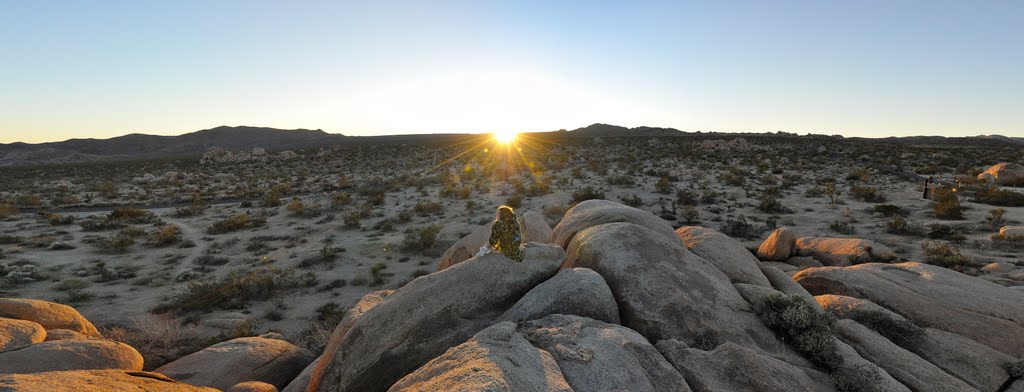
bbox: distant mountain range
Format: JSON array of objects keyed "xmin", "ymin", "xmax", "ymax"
[{"xmin": 1, "ymin": 123, "xmax": 1020, "ymax": 166}]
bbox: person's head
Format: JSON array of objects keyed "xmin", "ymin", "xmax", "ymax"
[{"xmin": 496, "ymin": 205, "xmax": 515, "ymax": 222}]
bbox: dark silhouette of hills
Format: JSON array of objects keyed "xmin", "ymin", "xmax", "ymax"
[{"xmin": 559, "ymin": 123, "xmax": 684, "ymax": 137}]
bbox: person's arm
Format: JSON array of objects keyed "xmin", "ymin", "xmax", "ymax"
[{"xmin": 489, "ymin": 222, "xmax": 500, "ymax": 247}]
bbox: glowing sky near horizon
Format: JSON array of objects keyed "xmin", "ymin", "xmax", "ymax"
[{"xmin": 1, "ymin": 1, "xmax": 1022, "ymax": 143}]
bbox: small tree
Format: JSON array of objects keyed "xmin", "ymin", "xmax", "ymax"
[{"xmin": 823, "ymin": 182, "xmax": 842, "ymax": 205}]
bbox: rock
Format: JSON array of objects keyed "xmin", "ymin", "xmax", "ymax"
[
  {"xmin": 784, "ymin": 256, "xmax": 824, "ymax": 270},
  {"xmin": 0, "ymin": 318, "xmax": 45, "ymax": 352},
  {"xmin": 550, "ymin": 200, "xmax": 677, "ymax": 249},
  {"xmin": 0, "ymin": 339, "xmax": 143, "ymax": 374},
  {"xmin": 832, "ymin": 340, "xmax": 910, "ymax": 392},
  {"xmin": 732, "ymin": 283, "xmax": 783, "ymax": 307},
  {"xmin": 1000, "ymin": 226, "xmax": 1024, "ymax": 240},
  {"xmin": 500, "ymin": 268, "xmax": 619, "ymax": 324},
  {"xmin": 564, "ymin": 222, "xmax": 798, "ymax": 362},
  {"xmin": 388, "ymin": 322, "xmax": 572, "ymax": 392},
  {"xmin": 313, "ymin": 243, "xmax": 566, "ymax": 392},
  {"xmin": 981, "ymin": 262, "xmax": 1014, "ymax": 273},
  {"xmin": 304, "ymin": 290, "xmax": 393, "ymax": 392},
  {"xmin": 978, "ymin": 162, "xmax": 1024, "ymax": 185},
  {"xmin": 757, "ymin": 227, "xmax": 798, "ymax": 261},
  {"xmin": 794, "ymin": 237, "xmax": 896, "ymax": 266},
  {"xmin": 0, "ymin": 298, "xmax": 101, "ymax": 337},
  {"xmin": 657, "ymin": 340, "xmax": 834, "ymax": 392},
  {"xmin": 279, "ymin": 150, "xmax": 299, "ymax": 160},
  {"xmin": 258, "ymin": 332, "xmax": 286, "ymax": 341},
  {"xmin": 796, "ymin": 262, "xmax": 1024, "ymax": 357},
  {"xmin": 523, "ymin": 314, "xmax": 689, "ymax": 392},
  {"xmin": 155, "ymin": 337, "xmax": 314, "ymax": 390},
  {"xmin": 0, "ymin": 370, "xmax": 218, "ymax": 391},
  {"xmin": 438, "ymin": 211, "xmax": 552, "ymax": 271},
  {"xmin": 907, "ymin": 328, "xmax": 1014, "ymax": 391},
  {"xmin": 675, "ymin": 226, "xmax": 771, "ymax": 286},
  {"xmin": 835, "ymin": 319, "xmax": 976, "ymax": 392},
  {"xmin": 761, "ymin": 261, "xmax": 798, "ymax": 273},
  {"xmin": 815, "ymin": 294, "xmax": 905, "ymax": 322},
  {"xmin": 759, "ymin": 265, "xmax": 818, "ymax": 307},
  {"xmin": 227, "ymin": 381, "xmax": 279, "ymax": 392},
  {"xmin": 252, "ymin": 147, "xmax": 267, "ymax": 156},
  {"xmin": 43, "ymin": 329, "xmax": 89, "ymax": 341}
]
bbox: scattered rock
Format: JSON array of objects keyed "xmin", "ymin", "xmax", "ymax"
[
  {"xmin": 155, "ymin": 337, "xmax": 314, "ymax": 390},
  {"xmin": 0, "ymin": 370, "xmax": 218, "ymax": 391},
  {"xmin": 501, "ymin": 268, "xmax": 619, "ymax": 324},
  {"xmin": 0, "ymin": 298, "xmax": 101, "ymax": 337},
  {"xmin": 0, "ymin": 339, "xmax": 143, "ymax": 374},
  {"xmin": 757, "ymin": 227, "xmax": 797, "ymax": 261},
  {"xmin": 313, "ymin": 243, "xmax": 566, "ymax": 392},
  {"xmin": 0, "ymin": 318, "xmax": 45, "ymax": 352},
  {"xmin": 675, "ymin": 226, "xmax": 771, "ymax": 286},
  {"xmin": 388, "ymin": 322, "xmax": 572, "ymax": 392},
  {"xmin": 794, "ymin": 237, "xmax": 896, "ymax": 266}
]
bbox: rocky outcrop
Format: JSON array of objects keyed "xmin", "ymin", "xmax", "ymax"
[
  {"xmin": 313, "ymin": 243, "xmax": 566, "ymax": 392},
  {"xmin": 387, "ymin": 322, "xmax": 572, "ymax": 392},
  {"xmin": 0, "ymin": 318, "xmax": 45, "ymax": 352},
  {"xmin": 831, "ymin": 340, "xmax": 910, "ymax": 392},
  {"xmin": 155, "ymin": 337, "xmax": 314, "ymax": 390},
  {"xmin": 759, "ymin": 265, "xmax": 817, "ymax": 306},
  {"xmin": 299, "ymin": 290, "xmax": 393, "ymax": 392},
  {"xmin": 437, "ymin": 211, "xmax": 553, "ymax": 271},
  {"xmin": 796, "ymin": 262, "xmax": 1024, "ymax": 357},
  {"xmin": 0, "ymin": 298, "xmax": 101, "ymax": 337},
  {"xmin": 978, "ymin": 162, "xmax": 1024, "ymax": 185},
  {"xmin": 550, "ymin": 199, "xmax": 677, "ymax": 248},
  {"xmin": 200, "ymin": 147, "xmax": 301, "ymax": 165},
  {"xmin": 564, "ymin": 222, "xmax": 797, "ymax": 362},
  {"xmin": 0, "ymin": 339, "xmax": 144, "ymax": 374},
  {"xmin": 700, "ymin": 138, "xmax": 752, "ymax": 153},
  {"xmin": 0, "ymin": 370, "xmax": 218, "ymax": 391},
  {"xmin": 757, "ymin": 227, "xmax": 797, "ymax": 261},
  {"xmin": 835, "ymin": 320, "xmax": 976, "ymax": 392},
  {"xmin": 500, "ymin": 268, "xmax": 620, "ymax": 324},
  {"xmin": 657, "ymin": 341, "xmax": 832, "ymax": 392},
  {"xmin": 675, "ymin": 226, "xmax": 771, "ymax": 286},
  {"xmin": 523, "ymin": 315, "xmax": 689, "ymax": 392},
  {"xmin": 226, "ymin": 381, "xmax": 279, "ymax": 392},
  {"xmin": 42, "ymin": 329, "xmax": 88, "ymax": 341},
  {"xmin": 794, "ymin": 238, "xmax": 896, "ymax": 266}
]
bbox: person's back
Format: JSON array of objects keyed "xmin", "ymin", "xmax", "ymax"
[{"xmin": 489, "ymin": 205, "xmax": 523, "ymax": 262}]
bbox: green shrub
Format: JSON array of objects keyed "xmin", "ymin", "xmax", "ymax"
[
  {"xmin": 755, "ymin": 294, "xmax": 843, "ymax": 371},
  {"xmin": 676, "ymin": 189, "xmax": 698, "ymax": 206},
  {"xmin": 720, "ymin": 215, "xmax": 755, "ymax": 239},
  {"xmin": 758, "ymin": 194, "xmax": 789, "ymax": 214},
  {"xmin": 933, "ymin": 189, "xmax": 966, "ymax": 220},
  {"xmin": 850, "ymin": 185, "xmax": 885, "ymax": 202},
  {"xmin": 872, "ymin": 204, "xmax": 907, "ymax": 217},
  {"xmin": 847, "ymin": 309, "xmax": 924, "ymax": 347},
  {"xmin": 161, "ymin": 267, "xmax": 316, "ymax": 313},
  {"xmin": 402, "ymin": 224, "xmax": 442, "ymax": 254},
  {"xmin": 829, "ymin": 220, "xmax": 856, "ymax": 235},
  {"xmin": 621, "ymin": 194, "xmax": 642, "ymax": 207},
  {"xmin": 972, "ymin": 183, "xmax": 1024, "ymax": 207},
  {"xmin": 921, "ymin": 241, "xmax": 969, "ymax": 270},
  {"xmin": 885, "ymin": 215, "xmax": 922, "ymax": 236}
]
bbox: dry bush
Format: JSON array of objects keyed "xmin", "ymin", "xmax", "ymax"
[{"xmin": 102, "ymin": 313, "xmax": 201, "ymax": 370}]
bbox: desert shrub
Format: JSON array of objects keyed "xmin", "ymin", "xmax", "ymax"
[
  {"xmin": 369, "ymin": 262, "xmax": 391, "ymax": 287},
  {"xmin": 54, "ymin": 279, "xmax": 89, "ymax": 292},
  {"xmin": 299, "ymin": 242, "xmax": 344, "ymax": 268},
  {"xmin": 193, "ymin": 255, "xmax": 230, "ymax": 266},
  {"xmin": 45, "ymin": 213, "xmax": 76, "ymax": 226},
  {"xmin": 846, "ymin": 167, "xmax": 871, "ymax": 182},
  {"xmin": 413, "ymin": 200, "xmax": 444, "ymax": 215},
  {"xmin": 847, "ymin": 309, "xmax": 924, "ymax": 347},
  {"xmin": 606, "ymin": 175, "xmax": 635, "ymax": 186},
  {"xmin": 146, "ymin": 225, "xmax": 181, "ymax": 246},
  {"xmin": 680, "ymin": 206, "xmax": 699, "ymax": 224},
  {"xmin": 676, "ymin": 189, "xmax": 698, "ymax": 206},
  {"xmin": 757, "ymin": 194, "xmax": 789, "ymax": 214},
  {"xmin": 96, "ymin": 234, "xmax": 134, "ymax": 254},
  {"xmin": 804, "ymin": 186, "xmax": 825, "ymax": 198},
  {"xmin": 921, "ymin": 241, "xmax": 969, "ymax": 269},
  {"xmin": 755, "ymin": 294, "xmax": 842, "ymax": 371},
  {"xmin": 823, "ymin": 182, "xmax": 842, "ymax": 205},
  {"xmin": 571, "ymin": 187, "xmax": 605, "ymax": 204},
  {"xmin": 504, "ymin": 194, "xmax": 522, "ymax": 208},
  {"xmin": 543, "ymin": 204, "xmax": 569, "ymax": 224},
  {"xmin": 102, "ymin": 313, "xmax": 202, "ymax": 369},
  {"xmin": 655, "ymin": 176, "xmax": 672, "ymax": 194},
  {"xmin": 109, "ymin": 207, "xmax": 155, "ymax": 222},
  {"xmin": 985, "ymin": 208, "xmax": 1006, "ymax": 230},
  {"xmin": 849, "ymin": 185, "xmax": 885, "ymax": 202},
  {"xmin": 933, "ymin": 189, "xmax": 966, "ymax": 220},
  {"xmin": 829, "ymin": 220, "xmax": 856, "ymax": 235},
  {"xmin": 700, "ymin": 191, "xmax": 719, "ymax": 205},
  {"xmin": 720, "ymin": 215, "xmax": 755, "ymax": 239},
  {"xmin": 207, "ymin": 212, "xmax": 260, "ymax": 234},
  {"xmin": 402, "ymin": 224, "xmax": 442, "ymax": 254},
  {"xmin": 260, "ymin": 191, "xmax": 282, "ymax": 207},
  {"xmin": 885, "ymin": 215, "xmax": 923, "ymax": 236},
  {"xmin": 720, "ymin": 171, "xmax": 746, "ymax": 187},
  {"xmin": 0, "ymin": 204, "xmax": 18, "ymax": 219},
  {"xmin": 926, "ymin": 224, "xmax": 965, "ymax": 242},
  {"xmin": 833, "ymin": 364, "xmax": 884, "ymax": 392},
  {"xmin": 60, "ymin": 289, "xmax": 94, "ymax": 304},
  {"xmin": 331, "ymin": 192, "xmax": 352, "ymax": 208},
  {"xmin": 972, "ymin": 183, "xmax": 1024, "ymax": 207},
  {"xmin": 342, "ymin": 210, "xmax": 361, "ymax": 228},
  {"xmin": 871, "ymin": 204, "xmax": 906, "ymax": 217},
  {"xmin": 621, "ymin": 194, "xmax": 642, "ymax": 207},
  {"xmin": 1005, "ymin": 360, "xmax": 1024, "ymax": 380},
  {"xmin": 162, "ymin": 267, "xmax": 316, "ymax": 312}
]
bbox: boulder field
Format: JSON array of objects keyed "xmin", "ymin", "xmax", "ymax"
[{"xmin": 3, "ymin": 200, "xmax": 1022, "ymax": 391}]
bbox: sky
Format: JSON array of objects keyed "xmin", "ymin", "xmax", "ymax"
[{"xmin": 1, "ymin": 1, "xmax": 1022, "ymax": 143}]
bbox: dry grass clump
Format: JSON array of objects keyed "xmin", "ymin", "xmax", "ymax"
[
  {"xmin": 207, "ymin": 212, "xmax": 265, "ymax": 234},
  {"xmin": 932, "ymin": 189, "xmax": 966, "ymax": 220},
  {"xmin": 103, "ymin": 313, "xmax": 201, "ymax": 369},
  {"xmin": 157, "ymin": 267, "xmax": 317, "ymax": 313}
]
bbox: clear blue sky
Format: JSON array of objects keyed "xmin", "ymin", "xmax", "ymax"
[{"xmin": 1, "ymin": 1, "xmax": 1021, "ymax": 143}]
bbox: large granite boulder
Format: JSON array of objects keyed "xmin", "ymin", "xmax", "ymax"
[
  {"xmin": 0, "ymin": 298, "xmax": 101, "ymax": 337},
  {"xmin": 522, "ymin": 314, "xmax": 689, "ymax": 392},
  {"xmin": 757, "ymin": 227, "xmax": 798, "ymax": 261},
  {"xmin": 314, "ymin": 243, "xmax": 566, "ymax": 392},
  {"xmin": 387, "ymin": 322, "xmax": 571, "ymax": 392},
  {"xmin": 978, "ymin": 162, "xmax": 1024, "ymax": 186},
  {"xmin": 550, "ymin": 200, "xmax": 676, "ymax": 248},
  {"xmin": 0, "ymin": 370, "xmax": 218, "ymax": 391},
  {"xmin": 657, "ymin": 341, "xmax": 834, "ymax": 392},
  {"xmin": 0, "ymin": 339, "xmax": 143, "ymax": 374},
  {"xmin": 0, "ymin": 318, "xmax": 45, "ymax": 352},
  {"xmin": 794, "ymin": 238, "xmax": 895, "ymax": 266},
  {"xmin": 302, "ymin": 290, "xmax": 393, "ymax": 392},
  {"xmin": 796, "ymin": 262, "xmax": 1024, "ymax": 357},
  {"xmin": 500, "ymin": 268, "xmax": 619, "ymax": 324},
  {"xmin": 155, "ymin": 337, "xmax": 314, "ymax": 390},
  {"xmin": 675, "ymin": 226, "xmax": 771, "ymax": 286}
]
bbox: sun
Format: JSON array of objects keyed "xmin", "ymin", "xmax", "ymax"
[{"xmin": 493, "ymin": 130, "xmax": 518, "ymax": 144}]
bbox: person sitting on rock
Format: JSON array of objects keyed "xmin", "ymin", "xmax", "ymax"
[{"xmin": 489, "ymin": 205, "xmax": 523, "ymax": 262}]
